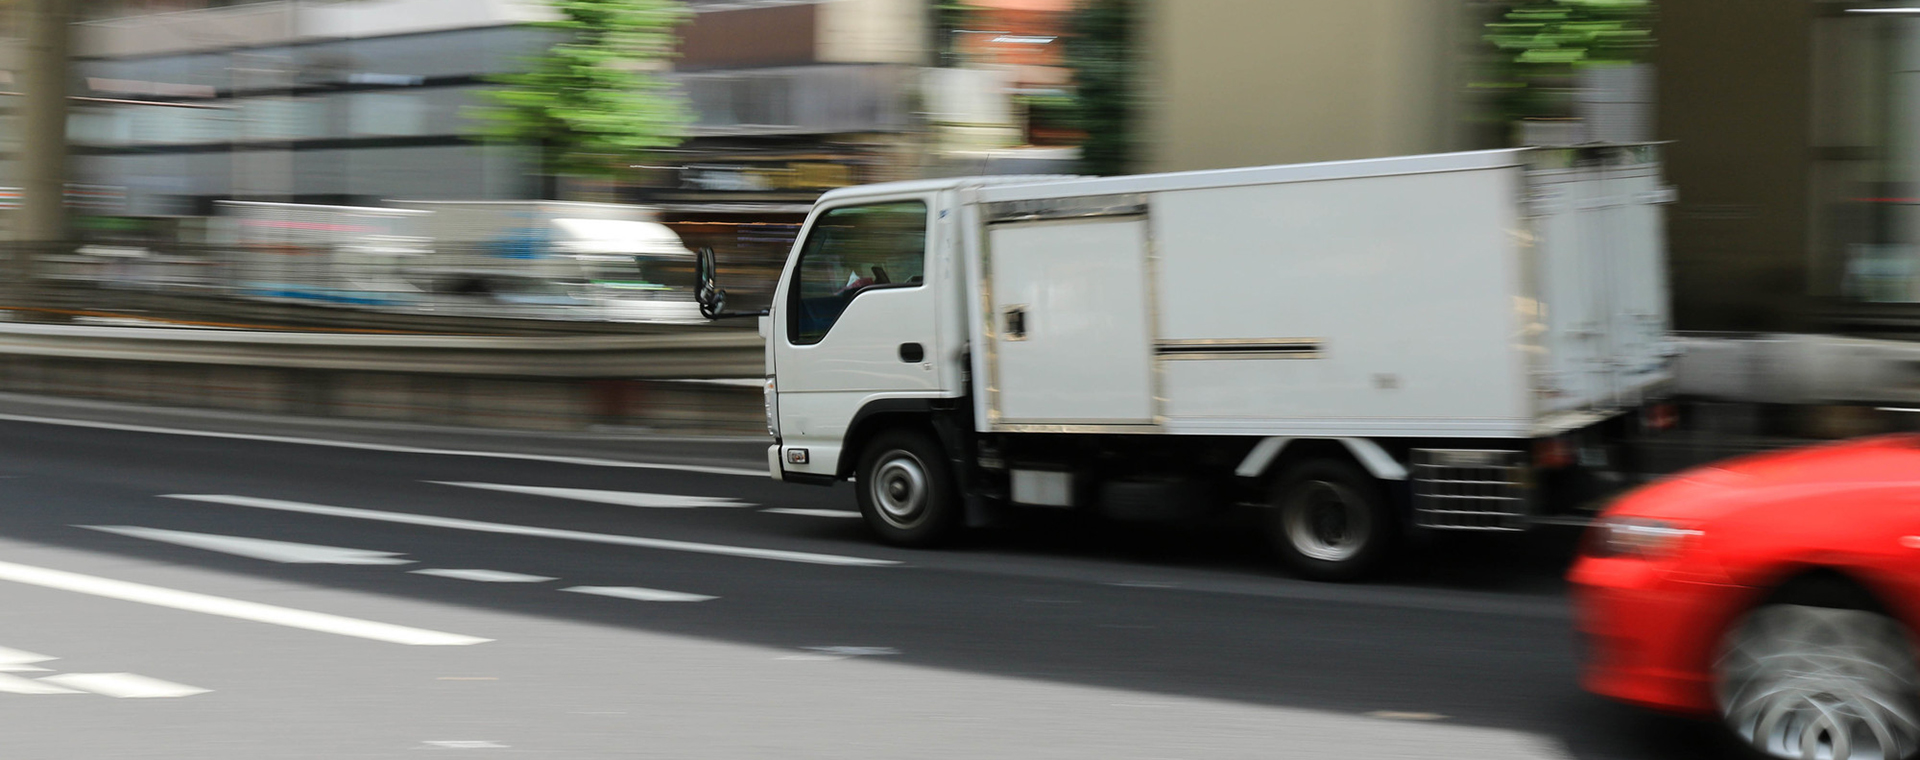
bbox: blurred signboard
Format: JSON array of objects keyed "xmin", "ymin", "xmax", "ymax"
[
  {"xmin": 679, "ymin": 161, "xmax": 859, "ymax": 194},
  {"xmin": 0, "ymin": 185, "xmax": 128, "ymax": 213}
]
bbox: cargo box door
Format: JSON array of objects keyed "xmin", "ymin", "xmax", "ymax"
[{"xmin": 986, "ymin": 216, "xmax": 1157, "ymax": 427}]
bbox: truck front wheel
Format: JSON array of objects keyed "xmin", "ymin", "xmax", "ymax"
[
  {"xmin": 1268, "ymin": 459, "xmax": 1395, "ymax": 581},
  {"xmin": 855, "ymin": 428, "xmax": 961, "ymax": 547}
]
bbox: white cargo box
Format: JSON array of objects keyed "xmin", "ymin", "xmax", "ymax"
[{"xmin": 964, "ymin": 147, "xmax": 1673, "ymax": 439}]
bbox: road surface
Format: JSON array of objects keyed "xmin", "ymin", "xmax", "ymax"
[{"xmin": 0, "ymin": 394, "xmax": 1728, "ymax": 759}]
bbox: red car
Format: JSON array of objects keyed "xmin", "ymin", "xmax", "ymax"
[{"xmin": 1571, "ymin": 434, "xmax": 1920, "ymax": 760}]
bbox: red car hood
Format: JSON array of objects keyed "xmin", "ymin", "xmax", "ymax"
[{"xmin": 1607, "ymin": 434, "xmax": 1920, "ymax": 523}]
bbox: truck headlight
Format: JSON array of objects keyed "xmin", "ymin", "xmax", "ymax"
[
  {"xmin": 764, "ymin": 376, "xmax": 779, "ymax": 437},
  {"xmin": 1584, "ymin": 517, "xmax": 1701, "ymax": 559}
]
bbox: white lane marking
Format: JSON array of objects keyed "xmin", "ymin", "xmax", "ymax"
[
  {"xmin": 411, "ymin": 569, "xmax": 555, "ymax": 583},
  {"xmin": 422, "ymin": 740, "xmax": 508, "ymax": 749},
  {"xmin": 563, "ymin": 585, "xmax": 717, "ymax": 603},
  {"xmin": 82, "ymin": 525, "xmax": 414, "ymax": 565},
  {"xmin": 163, "ymin": 495, "xmax": 899, "ymax": 568},
  {"xmin": 777, "ymin": 645, "xmax": 900, "ymax": 661},
  {"xmin": 0, "ymin": 646, "xmax": 56, "ymax": 672},
  {"xmin": 0, "ymin": 559, "xmax": 490, "ymax": 646},
  {"xmin": 430, "ymin": 482, "xmax": 751, "ymax": 509},
  {"xmin": 0, "ymin": 673, "xmax": 82, "ymax": 694},
  {"xmin": 761, "ymin": 508, "xmax": 861, "ymax": 519},
  {"xmin": 1366, "ymin": 711, "xmax": 1448, "ymax": 721},
  {"xmin": 0, "ymin": 412, "xmax": 768, "ymax": 478},
  {"xmin": 40, "ymin": 673, "xmax": 209, "ymax": 699}
]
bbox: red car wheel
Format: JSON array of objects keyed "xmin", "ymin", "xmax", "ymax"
[{"xmin": 1715, "ymin": 602, "xmax": 1920, "ymax": 760}]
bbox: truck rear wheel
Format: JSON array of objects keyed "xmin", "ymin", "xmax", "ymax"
[
  {"xmin": 1268, "ymin": 459, "xmax": 1395, "ymax": 581},
  {"xmin": 855, "ymin": 428, "xmax": 961, "ymax": 547}
]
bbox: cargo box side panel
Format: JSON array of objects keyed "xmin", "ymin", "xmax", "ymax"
[
  {"xmin": 986, "ymin": 216, "xmax": 1158, "ymax": 427},
  {"xmin": 1149, "ymin": 168, "xmax": 1534, "ymax": 437}
]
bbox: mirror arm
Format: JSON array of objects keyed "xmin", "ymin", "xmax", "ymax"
[{"xmin": 694, "ymin": 246, "xmax": 770, "ymax": 320}]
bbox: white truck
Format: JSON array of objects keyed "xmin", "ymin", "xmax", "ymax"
[
  {"xmin": 704, "ymin": 147, "xmax": 1677, "ymax": 580},
  {"xmin": 388, "ymin": 200, "xmax": 699, "ymax": 321}
]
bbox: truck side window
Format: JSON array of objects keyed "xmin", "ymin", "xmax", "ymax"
[{"xmin": 787, "ymin": 200, "xmax": 928, "ymax": 345}]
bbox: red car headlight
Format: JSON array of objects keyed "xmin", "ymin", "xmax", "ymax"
[{"xmin": 1584, "ymin": 518, "xmax": 1703, "ymax": 560}]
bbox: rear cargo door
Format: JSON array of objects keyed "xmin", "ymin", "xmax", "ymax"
[
  {"xmin": 986, "ymin": 216, "xmax": 1156, "ymax": 426},
  {"xmin": 1529, "ymin": 149, "xmax": 1673, "ymax": 413}
]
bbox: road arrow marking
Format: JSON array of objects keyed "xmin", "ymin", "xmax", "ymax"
[
  {"xmin": 430, "ymin": 482, "xmax": 752, "ymax": 509},
  {"xmin": 0, "ymin": 673, "xmax": 83, "ymax": 694},
  {"xmin": 81, "ymin": 525, "xmax": 415, "ymax": 565},
  {"xmin": 0, "ymin": 646, "xmax": 56, "ymax": 672},
  {"xmin": 162, "ymin": 494, "xmax": 899, "ymax": 567},
  {"xmin": 563, "ymin": 585, "xmax": 716, "ymax": 603}
]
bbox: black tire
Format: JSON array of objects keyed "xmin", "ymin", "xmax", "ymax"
[
  {"xmin": 1267, "ymin": 458, "xmax": 1395, "ymax": 582},
  {"xmin": 855, "ymin": 428, "xmax": 962, "ymax": 547}
]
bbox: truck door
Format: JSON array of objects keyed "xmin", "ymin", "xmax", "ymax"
[
  {"xmin": 986, "ymin": 216, "xmax": 1157, "ymax": 426},
  {"xmin": 772, "ymin": 198, "xmax": 942, "ymax": 479}
]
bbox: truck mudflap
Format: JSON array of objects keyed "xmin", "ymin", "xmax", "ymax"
[{"xmin": 1410, "ymin": 449, "xmax": 1529, "ymax": 531}]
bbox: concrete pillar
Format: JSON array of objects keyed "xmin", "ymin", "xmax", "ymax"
[
  {"xmin": 14, "ymin": 0, "xmax": 72, "ymax": 314},
  {"xmin": 18, "ymin": 0, "xmax": 69, "ymax": 243}
]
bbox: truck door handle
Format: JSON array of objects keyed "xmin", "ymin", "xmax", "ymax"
[
  {"xmin": 899, "ymin": 343, "xmax": 924, "ymax": 363},
  {"xmin": 1003, "ymin": 306, "xmax": 1028, "ymax": 341}
]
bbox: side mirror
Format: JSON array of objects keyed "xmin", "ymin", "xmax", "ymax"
[{"xmin": 695, "ymin": 247, "xmax": 727, "ymax": 320}]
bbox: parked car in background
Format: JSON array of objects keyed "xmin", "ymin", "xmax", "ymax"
[{"xmin": 1571, "ymin": 434, "xmax": 1920, "ymax": 760}]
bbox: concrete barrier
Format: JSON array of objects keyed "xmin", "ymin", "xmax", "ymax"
[{"xmin": 0, "ymin": 323, "xmax": 767, "ymax": 434}]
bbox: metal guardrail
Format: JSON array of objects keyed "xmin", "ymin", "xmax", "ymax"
[
  {"xmin": 3, "ymin": 240, "xmax": 781, "ymax": 334},
  {"xmin": 1672, "ymin": 332, "xmax": 1920, "ymax": 406},
  {"xmin": 34, "ymin": 284, "xmax": 754, "ymax": 336},
  {"xmin": 0, "ymin": 322, "xmax": 767, "ymax": 380}
]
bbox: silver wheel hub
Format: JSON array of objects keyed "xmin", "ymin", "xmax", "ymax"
[
  {"xmin": 1717, "ymin": 604, "xmax": 1920, "ymax": 760},
  {"xmin": 870, "ymin": 452, "xmax": 929, "ymax": 529},
  {"xmin": 1282, "ymin": 479, "xmax": 1371, "ymax": 563}
]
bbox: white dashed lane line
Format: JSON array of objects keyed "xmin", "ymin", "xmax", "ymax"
[
  {"xmin": 563, "ymin": 586, "xmax": 717, "ymax": 603},
  {"xmin": 410, "ymin": 569, "xmax": 556, "ymax": 583},
  {"xmin": 760, "ymin": 508, "xmax": 862, "ymax": 519},
  {"xmin": 428, "ymin": 482, "xmax": 754, "ymax": 509},
  {"xmin": 39, "ymin": 673, "xmax": 210, "ymax": 699},
  {"xmin": 162, "ymin": 494, "xmax": 899, "ymax": 567}
]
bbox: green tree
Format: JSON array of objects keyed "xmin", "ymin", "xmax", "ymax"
[
  {"xmin": 1480, "ymin": 0, "xmax": 1656, "ymax": 124},
  {"xmin": 934, "ymin": 0, "xmax": 973, "ymax": 67},
  {"xmin": 1065, "ymin": 0, "xmax": 1135, "ymax": 176},
  {"xmin": 472, "ymin": 0, "xmax": 692, "ymax": 183}
]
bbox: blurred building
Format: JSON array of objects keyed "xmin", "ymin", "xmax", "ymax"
[
  {"xmin": 634, "ymin": 0, "xmax": 928, "ymax": 219},
  {"xmin": 1657, "ymin": 1, "xmax": 1920, "ymax": 336},
  {"xmin": 1137, "ymin": 0, "xmax": 1495, "ymax": 174},
  {"xmin": 64, "ymin": 0, "xmax": 558, "ymax": 217},
  {"xmin": 922, "ymin": 0, "xmax": 1080, "ymax": 173}
]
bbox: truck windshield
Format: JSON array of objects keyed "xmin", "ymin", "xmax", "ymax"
[{"xmin": 788, "ymin": 200, "xmax": 927, "ymax": 345}]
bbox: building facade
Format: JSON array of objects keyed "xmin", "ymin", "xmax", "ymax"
[{"xmin": 1137, "ymin": 0, "xmax": 1494, "ymax": 174}]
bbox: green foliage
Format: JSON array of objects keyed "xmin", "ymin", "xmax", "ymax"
[
  {"xmin": 1017, "ymin": 93, "xmax": 1082, "ymax": 132},
  {"xmin": 1479, "ymin": 0, "xmax": 1656, "ymax": 122},
  {"xmin": 934, "ymin": 0, "xmax": 974, "ymax": 67},
  {"xmin": 1065, "ymin": 0, "xmax": 1135, "ymax": 176},
  {"xmin": 471, "ymin": 0, "xmax": 692, "ymax": 179}
]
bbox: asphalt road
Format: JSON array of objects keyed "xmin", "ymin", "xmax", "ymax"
[{"xmin": 0, "ymin": 395, "xmax": 1731, "ymax": 759}]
